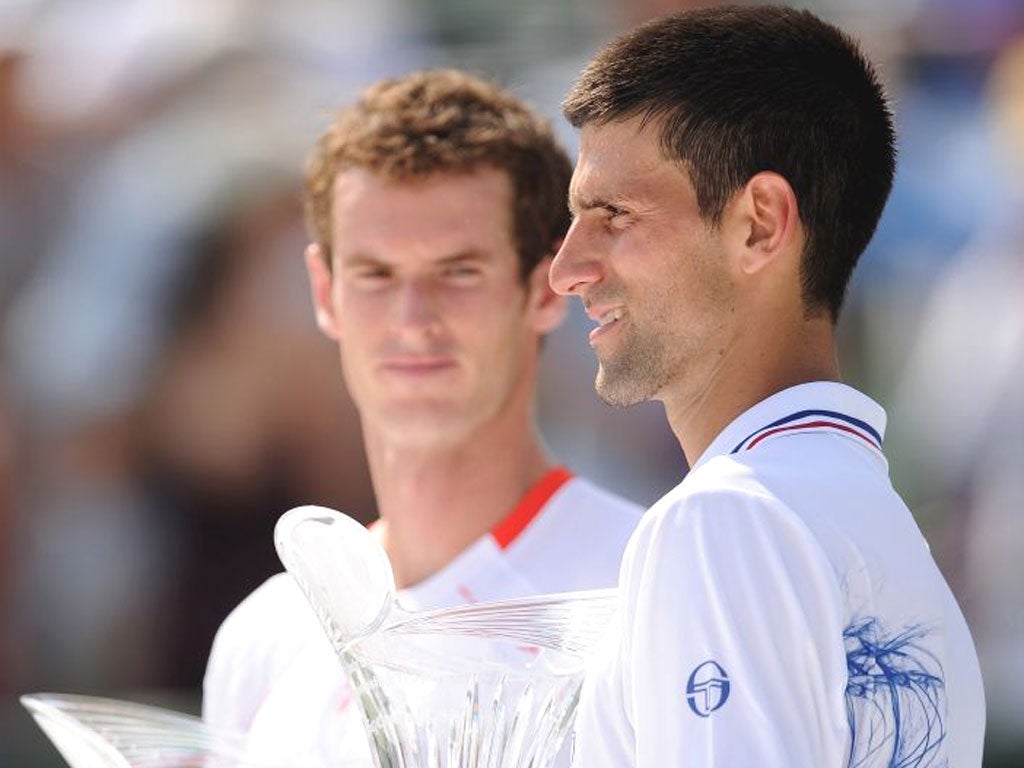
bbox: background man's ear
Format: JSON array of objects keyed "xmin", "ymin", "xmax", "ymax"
[
  {"xmin": 304, "ymin": 243, "xmax": 342, "ymax": 340},
  {"xmin": 526, "ymin": 254, "xmax": 568, "ymax": 334}
]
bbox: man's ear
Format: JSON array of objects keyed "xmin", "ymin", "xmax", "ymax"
[
  {"xmin": 525, "ymin": 254, "xmax": 568, "ymax": 335},
  {"xmin": 304, "ymin": 243, "xmax": 341, "ymax": 340},
  {"xmin": 727, "ymin": 171, "xmax": 802, "ymax": 276}
]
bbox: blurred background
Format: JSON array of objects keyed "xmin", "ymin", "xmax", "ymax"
[{"xmin": 0, "ymin": 0, "xmax": 1021, "ymax": 764}]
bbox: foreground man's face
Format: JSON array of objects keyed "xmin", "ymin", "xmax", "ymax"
[{"xmin": 551, "ymin": 116, "xmax": 734, "ymax": 408}]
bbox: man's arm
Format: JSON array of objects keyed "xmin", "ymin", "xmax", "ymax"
[
  {"xmin": 626, "ymin": 487, "xmax": 850, "ymax": 766},
  {"xmin": 202, "ymin": 574, "xmax": 297, "ymax": 732}
]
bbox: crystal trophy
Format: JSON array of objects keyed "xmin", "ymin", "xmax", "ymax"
[
  {"xmin": 274, "ymin": 506, "xmax": 618, "ymax": 768},
  {"xmin": 22, "ymin": 506, "xmax": 617, "ymax": 768}
]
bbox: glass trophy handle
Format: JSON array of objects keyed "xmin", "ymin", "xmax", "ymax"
[
  {"xmin": 275, "ymin": 505, "xmax": 398, "ymax": 652},
  {"xmin": 20, "ymin": 693, "xmax": 263, "ymax": 768},
  {"xmin": 274, "ymin": 506, "xmax": 619, "ymax": 653}
]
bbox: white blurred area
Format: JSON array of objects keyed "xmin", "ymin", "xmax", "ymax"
[{"xmin": 0, "ymin": 1, "xmax": 1021, "ymax": 765}]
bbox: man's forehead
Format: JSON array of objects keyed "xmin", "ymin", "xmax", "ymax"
[
  {"xmin": 578, "ymin": 119, "xmax": 667, "ymax": 174},
  {"xmin": 579, "ymin": 115, "xmax": 663, "ymax": 156},
  {"xmin": 329, "ymin": 166, "xmax": 516, "ymax": 235},
  {"xmin": 331, "ymin": 165, "xmax": 512, "ymax": 201},
  {"xmin": 328, "ymin": 166, "xmax": 518, "ymax": 260},
  {"xmin": 571, "ymin": 118, "xmax": 676, "ymax": 201}
]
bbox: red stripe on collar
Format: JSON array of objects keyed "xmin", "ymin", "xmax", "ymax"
[
  {"xmin": 491, "ymin": 466, "xmax": 574, "ymax": 550},
  {"xmin": 745, "ymin": 420, "xmax": 881, "ymax": 452}
]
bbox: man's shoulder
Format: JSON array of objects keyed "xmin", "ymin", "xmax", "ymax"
[
  {"xmin": 661, "ymin": 454, "xmax": 775, "ymax": 509},
  {"xmin": 211, "ymin": 573, "xmax": 318, "ymax": 655},
  {"xmin": 500, "ymin": 475, "xmax": 642, "ymax": 592},
  {"xmin": 663, "ymin": 437, "xmax": 865, "ymax": 514},
  {"xmin": 640, "ymin": 456, "xmax": 812, "ymax": 545},
  {"xmin": 203, "ymin": 573, "xmax": 324, "ymax": 727},
  {"xmin": 229, "ymin": 572, "xmax": 307, "ymax": 619},
  {"xmin": 534, "ymin": 473, "xmax": 644, "ymax": 546},
  {"xmin": 553, "ymin": 475, "xmax": 644, "ymax": 522}
]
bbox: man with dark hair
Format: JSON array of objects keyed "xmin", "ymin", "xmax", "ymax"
[
  {"xmin": 550, "ymin": 7, "xmax": 984, "ymax": 766},
  {"xmin": 202, "ymin": 69, "xmax": 641, "ymax": 765}
]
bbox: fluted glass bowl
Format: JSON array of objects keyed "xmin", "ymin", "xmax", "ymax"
[{"xmin": 273, "ymin": 506, "xmax": 619, "ymax": 768}]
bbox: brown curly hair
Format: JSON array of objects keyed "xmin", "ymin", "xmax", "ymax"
[{"xmin": 305, "ymin": 69, "xmax": 573, "ymax": 281}]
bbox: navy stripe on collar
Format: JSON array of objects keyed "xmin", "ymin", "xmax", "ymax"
[{"xmin": 730, "ymin": 409, "xmax": 883, "ymax": 454}]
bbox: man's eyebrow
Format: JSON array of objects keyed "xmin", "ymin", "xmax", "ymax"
[
  {"xmin": 568, "ymin": 192, "xmax": 616, "ymax": 217},
  {"xmin": 338, "ymin": 249, "xmax": 490, "ymax": 270},
  {"xmin": 338, "ymin": 252, "xmax": 387, "ymax": 269},
  {"xmin": 436, "ymin": 249, "xmax": 489, "ymax": 265}
]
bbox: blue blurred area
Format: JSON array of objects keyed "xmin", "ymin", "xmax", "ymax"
[{"xmin": 1, "ymin": 1, "xmax": 1021, "ymax": 765}]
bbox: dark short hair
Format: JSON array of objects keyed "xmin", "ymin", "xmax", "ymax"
[
  {"xmin": 563, "ymin": 6, "xmax": 896, "ymax": 320},
  {"xmin": 306, "ymin": 69, "xmax": 572, "ymax": 281}
]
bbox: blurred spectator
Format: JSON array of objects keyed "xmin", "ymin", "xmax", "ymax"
[
  {"xmin": 140, "ymin": 177, "xmax": 374, "ymax": 686},
  {"xmin": 0, "ymin": 5, "xmax": 70, "ymax": 320},
  {"xmin": 3, "ymin": 23, "xmax": 289, "ymax": 698},
  {"xmin": 889, "ymin": 35, "xmax": 1024, "ymax": 750},
  {"xmin": 0, "ymin": 371, "xmax": 14, "ymax": 693}
]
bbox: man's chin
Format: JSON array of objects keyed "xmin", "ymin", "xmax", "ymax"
[
  {"xmin": 374, "ymin": 404, "xmax": 474, "ymax": 445},
  {"xmin": 594, "ymin": 366, "xmax": 653, "ymax": 408}
]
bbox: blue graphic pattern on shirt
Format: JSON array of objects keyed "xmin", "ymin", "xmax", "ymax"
[{"xmin": 844, "ymin": 619, "xmax": 947, "ymax": 768}]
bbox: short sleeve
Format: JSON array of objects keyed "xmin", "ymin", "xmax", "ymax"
[
  {"xmin": 202, "ymin": 574, "xmax": 306, "ymax": 732},
  {"xmin": 624, "ymin": 487, "xmax": 850, "ymax": 767}
]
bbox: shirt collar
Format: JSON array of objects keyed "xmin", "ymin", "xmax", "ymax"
[{"xmin": 691, "ymin": 382, "xmax": 888, "ymax": 472}]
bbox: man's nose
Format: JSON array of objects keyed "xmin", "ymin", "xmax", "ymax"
[
  {"xmin": 394, "ymin": 279, "xmax": 441, "ymax": 334},
  {"xmin": 549, "ymin": 219, "xmax": 603, "ymax": 296}
]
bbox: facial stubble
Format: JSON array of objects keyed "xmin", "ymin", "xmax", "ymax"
[
  {"xmin": 592, "ymin": 239, "xmax": 731, "ymax": 409},
  {"xmin": 593, "ymin": 311, "xmax": 674, "ymax": 408}
]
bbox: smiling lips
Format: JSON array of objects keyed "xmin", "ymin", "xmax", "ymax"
[
  {"xmin": 379, "ymin": 357, "xmax": 457, "ymax": 376},
  {"xmin": 588, "ymin": 306, "xmax": 625, "ymax": 344}
]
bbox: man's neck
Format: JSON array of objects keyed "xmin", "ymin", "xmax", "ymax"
[
  {"xmin": 664, "ymin": 313, "xmax": 840, "ymax": 467},
  {"xmin": 364, "ymin": 422, "xmax": 553, "ymax": 590}
]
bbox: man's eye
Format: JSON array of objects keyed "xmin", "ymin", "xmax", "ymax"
[
  {"xmin": 604, "ymin": 205, "xmax": 631, "ymax": 229},
  {"xmin": 444, "ymin": 265, "xmax": 483, "ymax": 281},
  {"xmin": 354, "ymin": 268, "xmax": 392, "ymax": 285}
]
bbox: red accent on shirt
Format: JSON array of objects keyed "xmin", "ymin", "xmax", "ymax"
[
  {"xmin": 746, "ymin": 420, "xmax": 879, "ymax": 451},
  {"xmin": 490, "ymin": 466, "xmax": 573, "ymax": 550},
  {"xmin": 336, "ymin": 680, "xmax": 354, "ymax": 712}
]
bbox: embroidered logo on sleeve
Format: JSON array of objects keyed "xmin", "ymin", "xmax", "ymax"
[{"xmin": 686, "ymin": 660, "xmax": 731, "ymax": 717}]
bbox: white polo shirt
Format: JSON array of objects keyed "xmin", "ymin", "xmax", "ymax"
[
  {"xmin": 203, "ymin": 469, "xmax": 641, "ymax": 767},
  {"xmin": 572, "ymin": 383, "xmax": 985, "ymax": 768}
]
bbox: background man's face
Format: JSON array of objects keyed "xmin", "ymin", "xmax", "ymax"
[
  {"xmin": 312, "ymin": 167, "xmax": 552, "ymax": 447},
  {"xmin": 550, "ymin": 116, "xmax": 736, "ymax": 408}
]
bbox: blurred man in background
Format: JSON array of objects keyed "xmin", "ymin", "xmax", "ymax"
[
  {"xmin": 202, "ymin": 69, "xmax": 641, "ymax": 765},
  {"xmin": 550, "ymin": 6, "xmax": 984, "ymax": 766}
]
